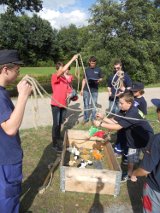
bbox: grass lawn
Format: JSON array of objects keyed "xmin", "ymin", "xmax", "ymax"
[
  {"xmin": 19, "ymin": 107, "xmax": 159, "ymax": 213},
  {"xmin": 20, "ymin": 67, "xmax": 55, "ymax": 76}
]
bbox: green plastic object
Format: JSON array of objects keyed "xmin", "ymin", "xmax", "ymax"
[{"xmin": 89, "ymin": 126, "xmax": 99, "ymax": 137}]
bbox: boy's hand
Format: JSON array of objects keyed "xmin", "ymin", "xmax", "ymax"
[
  {"xmin": 131, "ymin": 175, "xmax": 137, "ymax": 182},
  {"xmin": 80, "ymin": 90, "xmax": 83, "ymax": 96},
  {"xmin": 96, "ymin": 112, "xmax": 104, "ymax": 119},
  {"xmin": 72, "ymin": 54, "xmax": 79, "ymax": 61},
  {"xmin": 17, "ymin": 80, "xmax": 32, "ymax": 98},
  {"xmin": 93, "ymin": 120, "xmax": 101, "ymax": 127}
]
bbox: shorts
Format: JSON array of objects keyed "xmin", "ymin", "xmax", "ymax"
[{"xmin": 127, "ymin": 148, "xmax": 141, "ymax": 163}]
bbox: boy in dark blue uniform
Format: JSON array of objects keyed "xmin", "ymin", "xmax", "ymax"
[
  {"xmin": 120, "ymin": 82, "xmax": 147, "ymax": 164},
  {"xmin": 94, "ymin": 91, "xmax": 154, "ymax": 181},
  {"xmin": 80, "ymin": 56, "xmax": 103, "ymax": 123},
  {"xmin": 107, "ymin": 60, "xmax": 132, "ymax": 114},
  {"xmin": 131, "ymin": 98, "xmax": 160, "ymax": 213},
  {"xmin": 0, "ymin": 50, "xmax": 32, "ymax": 213},
  {"xmin": 131, "ymin": 82, "xmax": 147, "ymax": 116}
]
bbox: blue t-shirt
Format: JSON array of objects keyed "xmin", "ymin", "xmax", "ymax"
[
  {"xmin": 140, "ymin": 133, "xmax": 160, "ymax": 192},
  {"xmin": 84, "ymin": 67, "xmax": 103, "ymax": 92},
  {"xmin": 0, "ymin": 86, "xmax": 23, "ymax": 165},
  {"xmin": 107, "ymin": 72, "xmax": 132, "ymax": 97},
  {"xmin": 115, "ymin": 105, "xmax": 154, "ymax": 148}
]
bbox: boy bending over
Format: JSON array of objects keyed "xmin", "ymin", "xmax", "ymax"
[{"xmin": 94, "ymin": 91, "xmax": 154, "ymax": 181}]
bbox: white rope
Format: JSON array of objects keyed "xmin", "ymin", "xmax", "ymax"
[
  {"xmin": 21, "ymin": 56, "xmax": 159, "ymax": 127},
  {"xmin": 107, "ymin": 70, "xmax": 124, "ymax": 117}
]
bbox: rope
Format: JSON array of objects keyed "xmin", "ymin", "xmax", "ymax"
[
  {"xmin": 107, "ymin": 70, "xmax": 124, "ymax": 117},
  {"xmin": 78, "ymin": 54, "xmax": 97, "ymax": 111},
  {"xmin": 21, "ymin": 55, "xmax": 159, "ymax": 128}
]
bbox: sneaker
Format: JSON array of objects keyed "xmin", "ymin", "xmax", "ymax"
[
  {"xmin": 122, "ymin": 159, "xmax": 128, "ymax": 165},
  {"xmin": 121, "ymin": 173, "xmax": 130, "ymax": 182}
]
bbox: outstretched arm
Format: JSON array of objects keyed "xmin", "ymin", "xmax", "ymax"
[
  {"xmin": 57, "ymin": 54, "xmax": 78, "ymax": 77},
  {"xmin": 131, "ymin": 168, "xmax": 150, "ymax": 182}
]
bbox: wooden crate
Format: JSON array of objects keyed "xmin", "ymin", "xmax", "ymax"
[{"xmin": 60, "ymin": 130, "xmax": 122, "ymax": 196}]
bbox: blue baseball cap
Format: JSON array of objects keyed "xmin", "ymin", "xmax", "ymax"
[
  {"xmin": 131, "ymin": 82, "xmax": 144, "ymax": 91},
  {"xmin": 0, "ymin": 49, "xmax": 23, "ymax": 65},
  {"xmin": 151, "ymin": 99, "xmax": 160, "ymax": 108}
]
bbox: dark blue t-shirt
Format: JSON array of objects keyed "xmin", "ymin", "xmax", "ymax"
[
  {"xmin": 0, "ymin": 86, "xmax": 23, "ymax": 165},
  {"xmin": 140, "ymin": 133, "xmax": 160, "ymax": 192},
  {"xmin": 115, "ymin": 105, "xmax": 154, "ymax": 148},
  {"xmin": 84, "ymin": 67, "xmax": 102, "ymax": 92},
  {"xmin": 134, "ymin": 96, "xmax": 147, "ymax": 115},
  {"xmin": 107, "ymin": 72, "xmax": 132, "ymax": 97}
]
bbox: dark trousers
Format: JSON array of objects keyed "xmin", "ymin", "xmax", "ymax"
[
  {"xmin": 0, "ymin": 161, "xmax": 22, "ymax": 213},
  {"xmin": 51, "ymin": 105, "xmax": 66, "ymax": 146}
]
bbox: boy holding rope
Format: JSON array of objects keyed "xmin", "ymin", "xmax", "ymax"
[
  {"xmin": 0, "ymin": 50, "xmax": 32, "ymax": 213},
  {"xmin": 94, "ymin": 91, "xmax": 153, "ymax": 182},
  {"xmin": 51, "ymin": 54, "xmax": 78, "ymax": 153},
  {"xmin": 131, "ymin": 99, "xmax": 160, "ymax": 213}
]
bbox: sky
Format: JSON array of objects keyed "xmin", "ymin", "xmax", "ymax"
[
  {"xmin": 38, "ymin": 0, "xmax": 96, "ymax": 30},
  {"xmin": 0, "ymin": 0, "xmax": 97, "ymax": 30}
]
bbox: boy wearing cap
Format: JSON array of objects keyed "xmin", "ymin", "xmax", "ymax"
[
  {"xmin": 131, "ymin": 99, "xmax": 160, "ymax": 213},
  {"xmin": 119, "ymin": 82, "xmax": 147, "ymax": 164},
  {"xmin": 94, "ymin": 91, "xmax": 154, "ymax": 181},
  {"xmin": 131, "ymin": 82, "xmax": 147, "ymax": 116},
  {"xmin": 0, "ymin": 50, "xmax": 32, "ymax": 213}
]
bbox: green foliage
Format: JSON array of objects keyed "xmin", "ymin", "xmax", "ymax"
[
  {"xmin": 81, "ymin": 0, "xmax": 160, "ymax": 84},
  {"xmin": 0, "ymin": 0, "xmax": 42, "ymax": 13},
  {"xmin": 0, "ymin": 13, "xmax": 59, "ymax": 66},
  {"xmin": 57, "ymin": 24, "xmax": 80, "ymax": 61},
  {"xmin": 1, "ymin": 0, "xmax": 160, "ymax": 84}
]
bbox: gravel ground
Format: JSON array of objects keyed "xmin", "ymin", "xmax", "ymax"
[{"xmin": 11, "ymin": 87, "xmax": 160, "ymax": 130}]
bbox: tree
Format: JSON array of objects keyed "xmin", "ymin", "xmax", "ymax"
[
  {"xmin": 0, "ymin": 13, "xmax": 59, "ymax": 65},
  {"xmin": 84, "ymin": 0, "xmax": 160, "ymax": 83},
  {"xmin": 0, "ymin": 0, "xmax": 42, "ymax": 13},
  {"xmin": 57, "ymin": 24, "xmax": 80, "ymax": 61}
]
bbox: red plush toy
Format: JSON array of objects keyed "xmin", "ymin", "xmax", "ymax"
[{"xmin": 93, "ymin": 131, "xmax": 105, "ymax": 138}]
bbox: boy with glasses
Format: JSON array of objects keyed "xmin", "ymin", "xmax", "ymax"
[{"xmin": 0, "ymin": 49, "xmax": 32, "ymax": 213}]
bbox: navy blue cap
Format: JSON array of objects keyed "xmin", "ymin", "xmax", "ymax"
[
  {"xmin": 131, "ymin": 82, "xmax": 144, "ymax": 91},
  {"xmin": 151, "ymin": 99, "xmax": 160, "ymax": 108},
  {"xmin": 0, "ymin": 49, "xmax": 23, "ymax": 65}
]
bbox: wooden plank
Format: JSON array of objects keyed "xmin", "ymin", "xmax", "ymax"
[
  {"xmin": 60, "ymin": 130, "xmax": 122, "ymax": 195},
  {"xmin": 104, "ymin": 142, "xmax": 121, "ymax": 171},
  {"xmin": 64, "ymin": 167, "xmax": 117, "ymax": 195}
]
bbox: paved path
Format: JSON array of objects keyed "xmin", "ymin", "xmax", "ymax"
[{"xmin": 12, "ymin": 87, "xmax": 160, "ymax": 129}]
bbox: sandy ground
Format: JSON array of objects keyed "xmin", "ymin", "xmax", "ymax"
[{"xmin": 11, "ymin": 87, "xmax": 160, "ymax": 130}]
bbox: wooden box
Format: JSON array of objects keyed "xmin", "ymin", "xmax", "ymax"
[{"xmin": 60, "ymin": 130, "xmax": 122, "ymax": 196}]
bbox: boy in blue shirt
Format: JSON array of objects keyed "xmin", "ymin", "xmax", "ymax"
[
  {"xmin": 131, "ymin": 98, "xmax": 160, "ymax": 213},
  {"xmin": 94, "ymin": 91, "xmax": 154, "ymax": 181},
  {"xmin": 80, "ymin": 56, "xmax": 103, "ymax": 124},
  {"xmin": 0, "ymin": 50, "xmax": 32, "ymax": 213}
]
